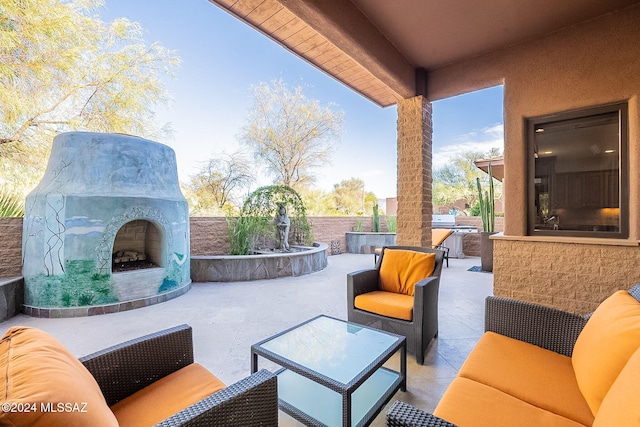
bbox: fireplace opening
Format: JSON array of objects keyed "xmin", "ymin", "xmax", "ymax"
[{"xmin": 112, "ymin": 220, "xmax": 164, "ymax": 273}]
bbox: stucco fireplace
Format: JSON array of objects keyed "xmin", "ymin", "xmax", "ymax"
[{"xmin": 22, "ymin": 132, "xmax": 191, "ymax": 317}]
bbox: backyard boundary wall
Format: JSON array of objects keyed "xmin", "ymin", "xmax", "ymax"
[
  {"xmin": 1, "ymin": 215, "xmax": 490, "ymax": 277},
  {"xmin": 190, "ymin": 216, "xmax": 391, "ymax": 256},
  {"xmin": 0, "ymin": 218, "xmax": 23, "ymax": 277}
]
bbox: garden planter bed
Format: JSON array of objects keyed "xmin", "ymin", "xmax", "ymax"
[
  {"xmin": 345, "ymin": 232, "xmax": 396, "ymax": 254},
  {"xmin": 190, "ymin": 242, "xmax": 328, "ymax": 282}
]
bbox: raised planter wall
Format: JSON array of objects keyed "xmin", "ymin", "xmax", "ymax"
[
  {"xmin": 0, "ymin": 277, "xmax": 23, "ymax": 322},
  {"xmin": 191, "ymin": 243, "xmax": 328, "ymax": 282},
  {"xmin": 345, "ymin": 232, "xmax": 397, "ymax": 254}
]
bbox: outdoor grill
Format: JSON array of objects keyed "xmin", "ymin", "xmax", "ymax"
[{"xmin": 432, "ymin": 215, "xmax": 478, "ymax": 258}]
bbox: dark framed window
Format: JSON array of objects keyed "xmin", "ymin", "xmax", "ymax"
[{"xmin": 527, "ymin": 103, "xmax": 628, "ymax": 238}]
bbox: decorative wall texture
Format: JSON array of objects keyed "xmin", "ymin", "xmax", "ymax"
[{"xmin": 21, "ymin": 132, "xmax": 190, "ymax": 313}]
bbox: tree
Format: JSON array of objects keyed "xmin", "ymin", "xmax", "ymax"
[
  {"xmin": 432, "ymin": 149, "xmax": 502, "ymax": 215},
  {"xmin": 332, "ymin": 178, "xmax": 377, "ymax": 215},
  {"xmin": 0, "ymin": 0, "xmax": 179, "ymax": 194},
  {"xmin": 188, "ymin": 151, "xmax": 254, "ymax": 215},
  {"xmin": 297, "ymin": 188, "xmax": 335, "ymax": 216},
  {"xmin": 239, "ymin": 79, "xmax": 344, "ymax": 189}
]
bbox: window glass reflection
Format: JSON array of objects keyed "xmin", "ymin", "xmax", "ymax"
[{"xmin": 530, "ymin": 104, "xmax": 627, "ymax": 238}]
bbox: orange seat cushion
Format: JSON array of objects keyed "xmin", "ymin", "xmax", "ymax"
[
  {"xmin": 434, "ymin": 377, "xmax": 588, "ymax": 427},
  {"xmin": 593, "ymin": 347, "xmax": 640, "ymax": 426},
  {"xmin": 354, "ymin": 290, "xmax": 414, "ymax": 320},
  {"xmin": 459, "ymin": 332, "xmax": 594, "ymax": 426},
  {"xmin": 572, "ymin": 290, "xmax": 640, "ymax": 416},
  {"xmin": 379, "ymin": 249, "xmax": 436, "ymax": 296},
  {"xmin": 0, "ymin": 326, "xmax": 118, "ymax": 427},
  {"xmin": 110, "ymin": 362, "xmax": 226, "ymax": 427}
]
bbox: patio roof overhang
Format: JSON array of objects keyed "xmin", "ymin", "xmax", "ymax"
[
  {"xmin": 207, "ymin": 0, "xmax": 640, "ymax": 107},
  {"xmin": 475, "ymin": 157, "xmax": 504, "ymax": 182}
]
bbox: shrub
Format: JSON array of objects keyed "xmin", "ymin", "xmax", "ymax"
[{"xmin": 0, "ymin": 192, "xmax": 24, "ymax": 217}]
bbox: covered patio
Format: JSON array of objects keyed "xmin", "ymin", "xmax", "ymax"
[
  {"xmin": 206, "ymin": 0, "xmax": 640, "ymax": 314},
  {"xmin": 4, "ymin": 0, "xmax": 640, "ymax": 424},
  {"xmin": 0, "ymin": 254, "xmax": 492, "ymax": 426}
]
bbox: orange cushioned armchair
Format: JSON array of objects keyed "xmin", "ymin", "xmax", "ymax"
[
  {"xmin": 348, "ymin": 246, "xmax": 445, "ymax": 365},
  {"xmin": 0, "ymin": 324, "xmax": 277, "ymax": 427}
]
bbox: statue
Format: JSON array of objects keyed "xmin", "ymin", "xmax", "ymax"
[{"xmin": 274, "ymin": 204, "xmax": 290, "ymax": 252}]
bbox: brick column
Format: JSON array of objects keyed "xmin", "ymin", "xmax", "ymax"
[{"xmin": 396, "ymin": 96, "xmax": 432, "ymax": 247}]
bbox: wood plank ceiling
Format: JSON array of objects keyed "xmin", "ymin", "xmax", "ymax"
[
  {"xmin": 209, "ymin": 0, "xmax": 640, "ymax": 107},
  {"xmin": 210, "ymin": 0, "xmax": 404, "ymax": 107}
]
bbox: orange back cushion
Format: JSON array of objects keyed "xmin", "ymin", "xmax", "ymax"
[
  {"xmin": 111, "ymin": 363, "xmax": 226, "ymax": 427},
  {"xmin": 432, "ymin": 229, "xmax": 452, "ymax": 246},
  {"xmin": 0, "ymin": 326, "xmax": 118, "ymax": 427},
  {"xmin": 572, "ymin": 290, "xmax": 640, "ymax": 416},
  {"xmin": 593, "ymin": 347, "xmax": 640, "ymax": 426},
  {"xmin": 379, "ymin": 249, "xmax": 436, "ymax": 296}
]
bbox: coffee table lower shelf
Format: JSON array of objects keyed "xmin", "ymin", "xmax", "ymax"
[{"xmin": 277, "ymin": 367, "xmax": 402, "ymax": 427}]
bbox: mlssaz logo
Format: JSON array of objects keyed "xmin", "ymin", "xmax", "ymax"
[{"xmin": 40, "ymin": 402, "xmax": 88, "ymax": 413}]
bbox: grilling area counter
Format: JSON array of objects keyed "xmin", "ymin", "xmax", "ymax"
[{"xmin": 345, "ymin": 215, "xmax": 486, "ymax": 258}]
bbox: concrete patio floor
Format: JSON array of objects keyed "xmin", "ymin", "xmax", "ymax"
[{"xmin": 0, "ymin": 253, "xmax": 493, "ymax": 426}]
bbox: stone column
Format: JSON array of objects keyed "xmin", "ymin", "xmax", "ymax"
[{"xmin": 396, "ymin": 96, "xmax": 432, "ymax": 247}]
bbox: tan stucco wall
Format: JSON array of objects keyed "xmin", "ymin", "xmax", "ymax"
[
  {"xmin": 426, "ymin": 4, "xmax": 640, "ymax": 311},
  {"xmin": 429, "ymin": 4, "xmax": 640, "ymax": 237}
]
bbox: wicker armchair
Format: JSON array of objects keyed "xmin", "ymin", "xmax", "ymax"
[
  {"xmin": 348, "ymin": 246, "xmax": 445, "ymax": 365},
  {"xmin": 80, "ymin": 324, "xmax": 278, "ymax": 426},
  {"xmin": 385, "ymin": 284, "xmax": 640, "ymax": 427}
]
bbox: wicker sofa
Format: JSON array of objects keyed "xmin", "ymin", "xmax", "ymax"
[
  {"xmin": 0, "ymin": 324, "xmax": 277, "ymax": 427},
  {"xmin": 386, "ymin": 284, "xmax": 640, "ymax": 427}
]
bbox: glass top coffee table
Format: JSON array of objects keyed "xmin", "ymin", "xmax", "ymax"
[{"xmin": 251, "ymin": 315, "xmax": 406, "ymax": 427}]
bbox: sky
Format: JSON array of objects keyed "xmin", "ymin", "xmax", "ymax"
[{"xmin": 100, "ymin": 0, "xmax": 504, "ymax": 199}]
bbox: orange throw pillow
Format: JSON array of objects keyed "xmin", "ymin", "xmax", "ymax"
[
  {"xmin": 572, "ymin": 290, "xmax": 640, "ymax": 416},
  {"xmin": 379, "ymin": 249, "xmax": 436, "ymax": 296},
  {"xmin": 0, "ymin": 326, "xmax": 118, "ymax": 427},
  {"xmin": 593, "ymin": 347, "xmax": 640, "ymax": 426}
]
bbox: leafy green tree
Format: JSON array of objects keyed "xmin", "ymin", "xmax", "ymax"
[
  {"xmin": 188, "ymin": 151, "xmax": 254, "ymax": 216},
  {"xmin": 239, "ymin": 79, "xmax": 344, "ymax": 189},
  {"xmin": 297, "ymin": 188, "xmax": 335, "ymax": 216},
  {"xmin": 432, "ymin": 149, "xmax": 502, "ymax": 215},
  {"xmin": 0, "ymin": 0, "xmax": 179, "ymax": 195},
  {"xmin": 332, "ymin": 178, "xmax": 377, "ymax": 215}
]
